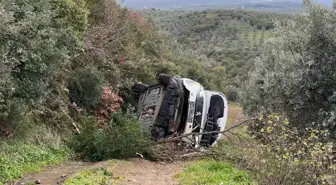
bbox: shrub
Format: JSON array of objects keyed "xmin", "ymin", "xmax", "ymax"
[
  {"xmin": 242, "ymin": 2, "xmax": 336, "ymax": 137},
  {"xmin": 226, "ymin": 85, "xmax": 242, "ymax": 102},
  {"xmin": 68, "ymin": 111, "xmax": 151, "ymax": 161},
  {"xmin": 0, "ymin": 0, "xmax": 87, "ymax": 136},
  {"xmin": 215, "ymin": 114, "xmax": 336, "ymax": 185},
  {"xmin": 94, "ymin": 86, "xmax": 123, "ymax": 124},
  {"xmin": 68, "ymin": 68, "xmax": 105, "ymax": 112},
  {"xmin": 0, "ymin": 0, "xmax": 87, "ymax": 102}
]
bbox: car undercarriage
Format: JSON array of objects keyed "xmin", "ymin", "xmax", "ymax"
[{"xmin": 132, "ymin": 74, "xmax": 228, "ymax": 148}]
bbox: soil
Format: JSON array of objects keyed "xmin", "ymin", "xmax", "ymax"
[
  {"xmin": 109, "ymin": 158, "xmax": 185, "ymax": 185},
  {"xmin": 11, "ymin": 161, "xmax": 95, "ymax": 185}
]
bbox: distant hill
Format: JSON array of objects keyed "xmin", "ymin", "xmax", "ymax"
[
  {"xmin": 120, "ymin": 0, "xmax": 332, "ymax": 11},
  {"xmin": 141, "ymin": 9, "xmax": 290, "ymax": 86}
]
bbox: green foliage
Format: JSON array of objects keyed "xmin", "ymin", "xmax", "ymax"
[
  {"xmin": 0, "ymin": 0, "xmax": 88, "ymax": 135},
  {"xmin": 68, "ymin": 68, "xmax": 105, "ymax": 112},
  {"xmin": 0, "ymin": 0, "xmax": 86, "ymax": 102},
  {"xmin": 68, "ymin": 111, "xmax": 151, "ymax": 161},
  {"xmin": 215, "ymin": 113, "xmax": 336, "ymax": 185},
  {"xmin": 51, "ymin": 0, "xmax": 88, "ymax": 38},
  {"xmin": 142, "ymin": 9, "xmax": 290, "ymax": 89},
  {"xmin": 0, "ymin": 141, "xmax": 68, "ymax": 183},
  {"xmin": 176, "ymin": 160, "xmax": 254, "ymax": 185},
  {"xmin": 226, "ymin": 85, "xmax": 242, "ymax": 102},
  {"xmin": 243, "ymin": 3, "xmax": 336, "ymax": 136},
  {"xmin": 13, "ymin": 117, "xmax": 64, "ymax": 146},
  {"xmin": 64, "ymin": 167, "xmax": 115, "ymax": 185},
  {"xmin": 74, "ymin": 1, "xmax": 178, "ymax": 88}
]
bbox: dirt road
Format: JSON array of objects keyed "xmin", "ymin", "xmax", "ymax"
[
  {"xmin": 13, "ymin": 161, "xmax": 94, "ymax": 185},
  {"xmin": 109, "ymin": 159, "xmax": 185, "ymax": 185},
  {"xmin": 13, "ymin": 159, "xmax": 185, "ymax": 185}
]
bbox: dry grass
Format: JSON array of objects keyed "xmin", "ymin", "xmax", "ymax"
[{"xmin": 226, "ymin": 103, "xmax": 243, "ymax": 129}]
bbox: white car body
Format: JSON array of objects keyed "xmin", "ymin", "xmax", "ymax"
[{"xmin": 133, "ymin": 75, "xmax": 228, "ymax": 148}]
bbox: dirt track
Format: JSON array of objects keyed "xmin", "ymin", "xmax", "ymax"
[
  {"xmin": 13, "ymin": 161, "xmax": 94, "ymax": 185},
  {"xmin": 109, "ymin": 159, "xmax": 185, "ymax": 185},
  {"xmin": 12, "ymin": 159, "xmax": 185, "ymax": 185}
]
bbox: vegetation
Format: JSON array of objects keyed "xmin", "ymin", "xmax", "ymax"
[
  {"xmin": 64, "ymin": 167, "xmax": 115, "ymax": 185},
  {"xmin": 144, "ymin": 1, "xmax": 335, "ymax": 185},
  {"xmin": 0, "ymin": 0, "xmax": 218, "ymax": 164},
  {"xmin": 215, "ymin": 115, "xmax": 336, "ymax": 185},
  {"xmin": 141, "ymin": 9, "xmax": 290, "ymax": 97},
  {"xmin": 68, "ymin": 111, "xmax": 151, "ymax": 161},
  {"xmin": 0, "ymin": 0, "xmax": 180, "ymax": 181},
  {"xmin": 176, "ymin": 160, "xmax": 254, "ymax": 185},
  {"xmin": 0, "ymin": 142, "xmax": 68, "ymax": 183},
  {"xmin": 243, "ymin": 2, "xmax": 336, "ymax": 138},
  {"xmin": 1, "ymin": 0, "xmax": 336, "ymax": 184},
  {"xmin": 216, "ymin": 1, "xmax": 336, "ymax": 185}
]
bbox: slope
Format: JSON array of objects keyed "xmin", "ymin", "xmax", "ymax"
[{"xmin": 141, "ymin": 9, "xmax": 290, "ymax": 90}]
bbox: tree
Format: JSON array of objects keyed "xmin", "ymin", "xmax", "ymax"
[
  {"xmin": 243, "ymin": 3, "xmax": 336, "ymax": 137},
  {"xmin": 0, "ymin": 0, "xmax": 88, "ymax": 132},
  {"xmin": 0, "ymin": 0, "xmax": 87, "ymax": 102}
]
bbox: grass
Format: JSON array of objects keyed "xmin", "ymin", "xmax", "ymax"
[
  {"xmin": 175, "ymin": 160, "xmax": 255, "ymax": 185},
  {"xmin": 64, "ymin": 167, "xmax": 117, "ymax": 185},
  {"xmin": 226, "ymin": 103, "xmax": 243, "ymax": 128},
  {"xmin": 0, "ymin": 141, "xmax": 68, "ymax": 183}
]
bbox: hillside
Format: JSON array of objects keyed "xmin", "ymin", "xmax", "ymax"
[
  {"xmin": 141, "ymin": 9, "xmax": 290, "ymax": 88},
  {"xmin": 1, "ymin": 0, "xmax": 336, "ymax": 185},
  {"xmin": 121, "ymin": 0, "xmax": 303, "ymax": 12},
  {"xmin": 121, "ymin": 0, "xmax": 331, "ymax": 10}
]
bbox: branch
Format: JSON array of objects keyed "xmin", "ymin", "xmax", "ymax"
[{"xmin": 157, "ymin": 117, "xmax": 257, "ymax": 144}]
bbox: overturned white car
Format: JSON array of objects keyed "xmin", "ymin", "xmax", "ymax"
[{"xmin": 132, "ymin": 74, "xmax": 228, "ymax": 148}]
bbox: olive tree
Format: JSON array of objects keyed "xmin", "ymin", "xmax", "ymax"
[{"xmin": 243, "ymin": 2, "xmax": 336, "ymax": 137}]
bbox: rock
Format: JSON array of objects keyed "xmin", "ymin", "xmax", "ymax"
[
  {"xmin": 35, "ymin": 179, "xmax": 41, "ymax": 184},
  {"xmin": 61, "ymin": 174, "xmax": 67, "ymax": 178}
]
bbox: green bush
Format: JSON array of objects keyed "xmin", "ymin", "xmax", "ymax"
[
  {"xmin": 226, "ymin": 85, "xmax": 242, "ymax": 102},
  {"xmin": 68, "ymin": 68, "xmax": 105, "ymax": 112},
  {"xmin": 0, "ymin": 0, "xmax": 87, "ymax": 135},
  {"xmin": 0, "ymin": 141, "xmax": 68, "ymax": 183},
  {"xmin": 0, "ymin": 0, "xmax": 87, "ymax": 102},
  {"xmin": 68, "ymin": 111, "xmax": 151, "ymax": 161},
  {"xmin": 242, "ymin": 2, "xmax": 336, "ymax": 137}
]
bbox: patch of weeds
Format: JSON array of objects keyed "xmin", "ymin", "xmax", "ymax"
[
  {"xmin": 0, "ymin": 141, "xmax": 69, "ymax": 183},
  {"xmin": 64, "ymin": 167, "xmax": 116, "ymax": 185},
  {"xmin": 175, "ymin": 160, "xmax": 254, "ymax": 185}
]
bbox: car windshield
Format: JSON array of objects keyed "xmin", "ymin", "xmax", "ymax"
[{"xmin": 193, "ymin": 95, "xmax": 204, "ymax": 132}]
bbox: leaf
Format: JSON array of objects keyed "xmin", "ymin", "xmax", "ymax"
[
  {"xmin": 266, "ymin": 127, "xmax": 273, "ymax": 133},
  {"xmin": 258, "ymin": 116, "xmax": 263, "ymax": 121}
]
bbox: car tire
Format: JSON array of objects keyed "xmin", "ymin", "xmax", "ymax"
[
  {"xmin": 157, "ymin": 74, "xmax": 173, "ymax": 86},
  {"xmin": 132, "ymin": 83, "xmax": 149, "ymax": 93}
]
